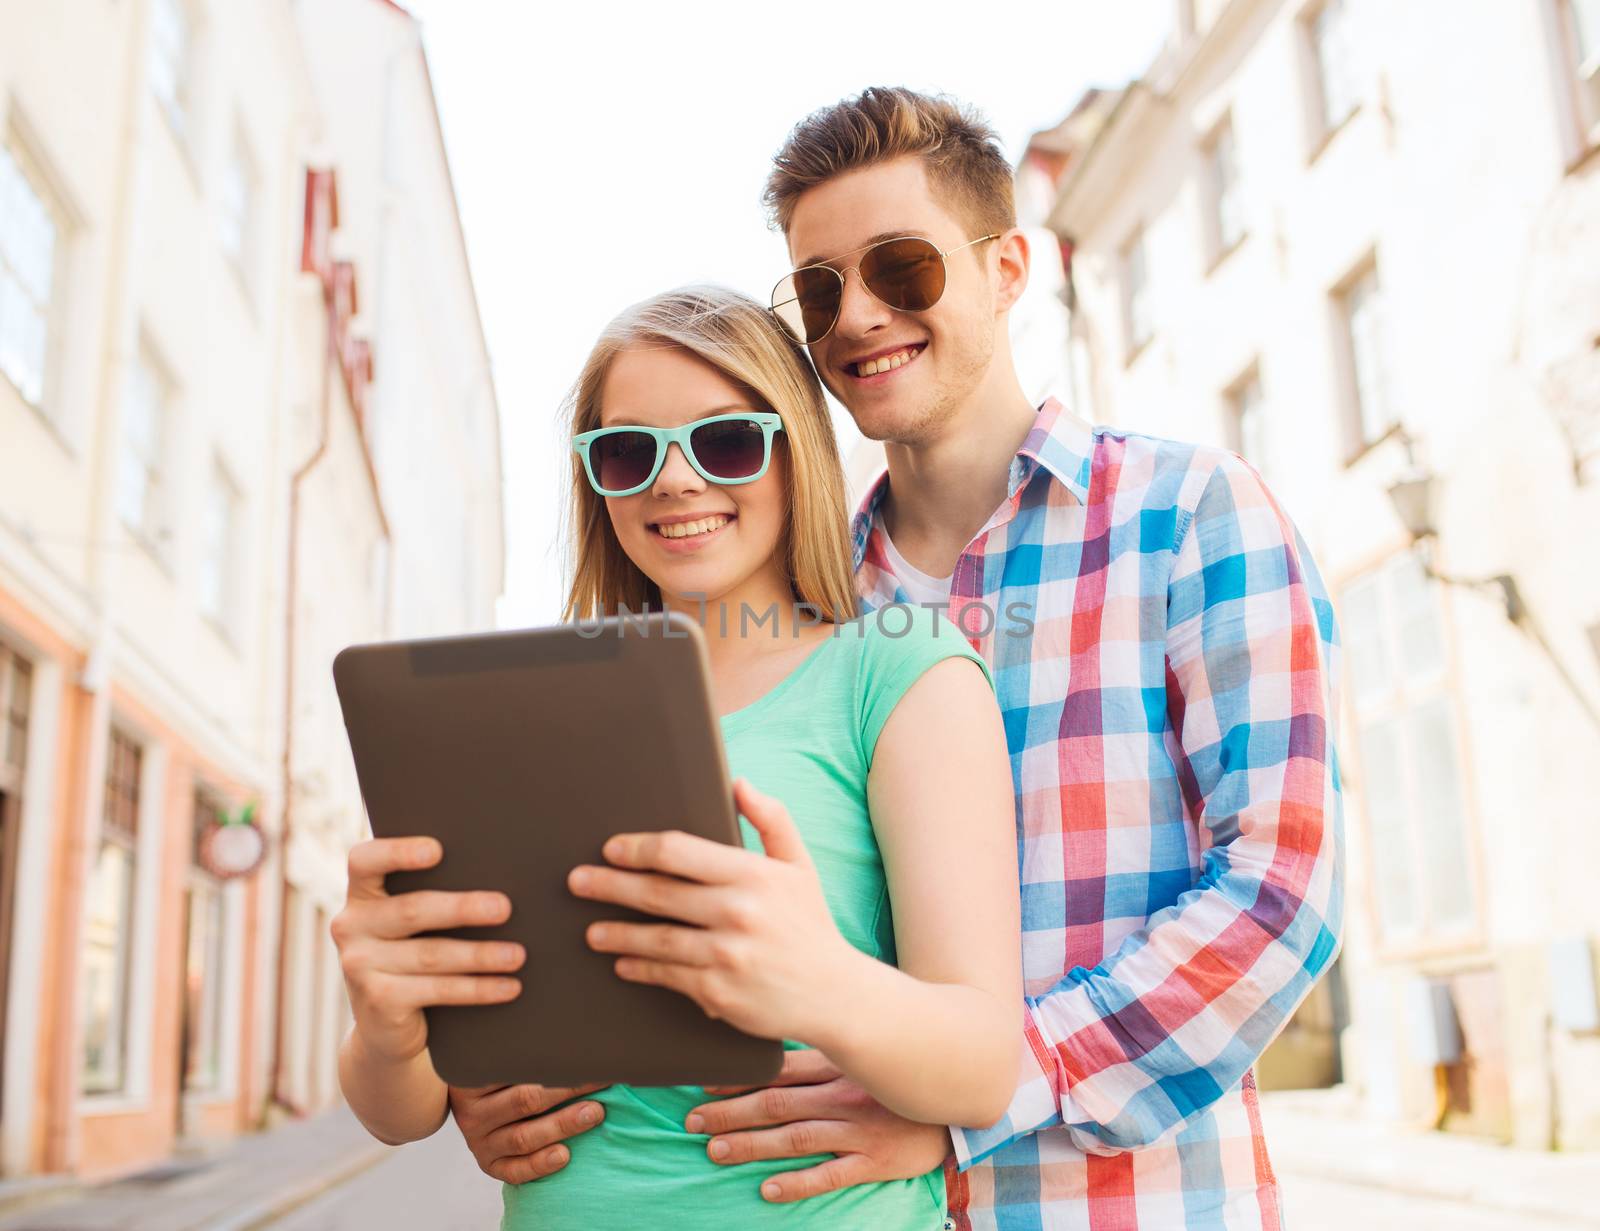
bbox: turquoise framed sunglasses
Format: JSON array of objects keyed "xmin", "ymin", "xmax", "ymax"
[{"xmin": 573, "ymin": 412, "xmax": 785, "ymax": 497}]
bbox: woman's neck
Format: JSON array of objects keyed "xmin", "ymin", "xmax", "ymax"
[{"xmin": 661, "ymin": 565, "xmax": 814, "ymax": 670}]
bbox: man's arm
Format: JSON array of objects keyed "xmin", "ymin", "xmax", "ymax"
[{"xmin": 955, "ymin": 455, "xmax": 1344, "ymax": 1166}]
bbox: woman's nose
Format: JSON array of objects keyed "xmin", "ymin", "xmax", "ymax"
[{"xmin": 652, "ymin": 442, "xmax": 705, "ymax": 496}]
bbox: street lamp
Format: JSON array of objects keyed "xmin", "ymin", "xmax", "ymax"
[
  {"xmin": 1385, "ymin": 463, "xmax": 1598, "ymax": 731},
  {"xmin": 1383, "ymin": 467, "xmax": 1525, "ymax": 624}
]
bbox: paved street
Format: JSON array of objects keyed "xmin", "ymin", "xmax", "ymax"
[
  {"xmin": 265, "ymin": 1124, "xmax": 500, "ymax": 1230},
  {"xmin": 268, "ymin": 1139, "xmax": 1595, "ymax": 1231},
  {"xmin": 5, "ymin": 1092, "xmax": 1599, "ymax": 1229},
  {"xmin": 1278, "ymin": 1173, "xmax": 1586, "ymax": 1230},
  {"xmin": 264, "ymin": 1127, "xmax": 1600, "ymax": 1231}
]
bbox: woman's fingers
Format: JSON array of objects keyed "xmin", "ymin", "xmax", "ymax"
[
  {"xmin": 586, "ymin": 921, "xmax": 713, "ymax": 966},
  {"xmin": 599, "ymin": 828, "xmax": 752, "ymax": 884},
  {"xmin": 567, "ymin": 865, "xmax": 720, "ymax": 926},
  {"xmin": 363, "ymin": 936, "xmax": 525, "ymax": 976},
  {"xmin": 346, "ymin": 836, "xmax": 442, "ymax": 899},
  {"xmin": 366, "ymin": 889, "xmax": 511, "ymax": 940},
  {"xmin": 451, "ymin": 1081, "xmax": 607, "ymax": 1133},
  {"xmin": 369, "ymin": 969, "xmax": 522, "ymax": 1009},
  {"xmin": 732, "ymin": 779, "xmax": 810, "ymax": 865},
  {"xmin": 611, "ymin": 958, "xmax": 709, "ymax": 1011}
]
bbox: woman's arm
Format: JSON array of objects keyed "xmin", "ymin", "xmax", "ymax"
[
  {"xmin": 819, "ymin": 655, "xmax": 1021, "ymax": 1128},
  {"xmin": 572, "ymin": 658, "xmax": 1021, "ymax": 1130},
  {"xmin": 338, "ymin": 1028, "xmax": 451, "ymax": 1146}
]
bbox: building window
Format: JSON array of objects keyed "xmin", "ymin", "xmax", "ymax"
[
  {"xmin": 117, "ymin": 344, "xmax": 172, "ymax": 554},
  {"xmin": 83, "ymin": 727, "xmax": 142, "ymax": 1094},
  {"xmin": 1204, "ymin": 117, "xmax": 1246, "ymax": 265},
  {"xmin": 1307, "ymin": 0, "xmax": 1364, "ymax": 142},
  {"xmin": 198, "ymin": 461, "xmax": 240, "ymax": 633},
  {"xmin": 1227, "ymin": 367, "xmax": 1268, "ymax": 471},
  {"xmin": 1121, "ymin": 228, "xmax": 1153, "ymax": 359},
  {"xmin": 0, "ymin": 142, "xmax": 59, "ymax": 411},
  {"xmin": 1, "ymin": 646, "xmax": 30, "ymax": 777},
  {"xmin": 1560, "ymin": 0, "xmax": 1600, "ymax": 152},
  {"xmin": 219, "ymin": 129, "xmax": 256, "ymax": 287},
  {"xmin": 1342, "ymin": 552, "xmax": 1477, "ymax": 944},
  {"xmin": 1337, "ymin": 265, "xmax": 1395, "ymax": 453},
  {"xmin": 150, "ymin": 0, "xmax": 195, "ymax": 144},
  {"xmin": 182, "ymin": 793, "xmax": 227, "ymax": 1094}
]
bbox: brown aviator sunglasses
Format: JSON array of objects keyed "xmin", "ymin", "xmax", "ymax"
[{"xmin": 770, "ymin": 233, "xmax": 999, "ymax": 346}]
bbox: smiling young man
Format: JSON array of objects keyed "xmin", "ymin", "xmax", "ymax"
[{"xmin": 449, "ymin": 88, "xmax": 1344, "ymax": 1230}]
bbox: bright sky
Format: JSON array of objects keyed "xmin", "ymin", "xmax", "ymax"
[{"xmin": 402, "ymin": 0, "xmax": 1170, "ymax": 627}]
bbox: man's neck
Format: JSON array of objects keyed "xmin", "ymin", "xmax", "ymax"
[{"xmin": 879, "ymin": 378, "xmax": 1039, "ymax": 576}]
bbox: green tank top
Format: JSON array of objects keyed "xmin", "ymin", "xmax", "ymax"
[{"xmin": 501, "ymin": 605, "xmax": 992, "ymax": 1231}]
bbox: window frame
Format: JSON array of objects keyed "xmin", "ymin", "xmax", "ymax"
[
  {"xmin": 218, "ymin": 120, "xmax": 259, "ymax": 300},
  {"xmin": 0, "ymin": 137, "xmax": 63, "ymax": 419},
  {"xmin": 1202, "ymin": 114, "xmax": 1247, "ymax": 271},
  {"xmin": 1333, "ymin": 259, "xmax": 1399, "ymax": 462},
  {"xmin": 1341, "ymin": 551, "xmax": 1485, "ymax": 956},
  {"xmin": 1224, "ymin": 363, "xmax": 1268, "ymax": 473},
  {"xmin": 197, "ymin": 455, "xmax": 241, "ymax": 640},
  {"xmin": 149, "ymin": 0, "xmax": 197, "ymax": 151},
  {"xmin": 1301, "ymin": 0, "xmax": 1365, "ymax": 159},
  {"xmin": 81, "ymin": 727, "xmax": 142, "ymax": 1096},
  {"xmin": 181, "ymin": 791, "xmax": 229, "ymax": 1095},
  {"xmin": 117, "ymin": 339, "xmax": 177, "ymax": 565}
]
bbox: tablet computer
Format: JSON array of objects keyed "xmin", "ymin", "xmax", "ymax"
[{"xmin": 332, "ymin": 612, "xmax": 783, "ymax": 1088}]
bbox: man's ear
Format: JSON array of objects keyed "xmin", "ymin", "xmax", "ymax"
[{"xmin": 993, "ymin": 228, "xmax": 1030, "ymax": 316}]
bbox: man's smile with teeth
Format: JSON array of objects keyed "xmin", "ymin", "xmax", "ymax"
[
  {"xmin": 849, "ymin": 343, "xmax": 925, "ymax": 377},
  {"xmin": 653, "ymin": 514, "xmax": 732, "ymax": 539}
]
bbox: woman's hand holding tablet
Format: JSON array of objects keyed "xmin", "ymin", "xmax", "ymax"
[
  {"xmin": 571, "ymin": 778, "xmax": 856, "ymax": 1044},
  {"xmin": 330, "ymin": 616, "xmax": 785, "ymax": 1091},
  {"xmin": 333, "ymin": 835, "xmax": 524, "ymax": 1065}
]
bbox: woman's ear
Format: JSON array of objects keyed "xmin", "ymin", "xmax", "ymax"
[{"xmin": 993, "ymin": 229, "xmax": 1031, "ymax": 317}]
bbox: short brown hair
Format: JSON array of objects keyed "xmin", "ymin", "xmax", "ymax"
[{"xmin": 764, "ymin": 86, "xmax": 1016, "ymax": 238}]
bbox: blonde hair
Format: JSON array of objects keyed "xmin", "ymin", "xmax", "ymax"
[
  {"xmin": 561, "ymin": 286, "xmax": 858, "ymax": 624},
  {"xmin": 764, "ymin": 86, "xmax": 1016, "ymax": 237}
]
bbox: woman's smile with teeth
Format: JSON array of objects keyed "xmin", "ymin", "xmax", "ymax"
[
  {"xmin": 851, "ymin": 344, "xmax": 924, "ymax": 377},
  {"xmin": 654, "ymin": 514, "xmax": 732, "ymax": 539}
]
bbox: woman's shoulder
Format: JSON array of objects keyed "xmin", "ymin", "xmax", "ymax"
[{"xmin": 841, "ymin": 604, "xmax": 993, "ymax": 763}]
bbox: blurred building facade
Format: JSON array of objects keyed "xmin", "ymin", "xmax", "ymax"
[
  {"xmin": 1036, "ymin": 0, "xmax": 1600, "ymax": 1151},
  {"xmin": 0, "ymin": 0, "xmax": 501, "ymax": 1182}
]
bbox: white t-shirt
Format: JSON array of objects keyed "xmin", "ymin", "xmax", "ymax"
[{"xmin": 874, "ymin": 511, "xmax": 953, "ymax": 607}]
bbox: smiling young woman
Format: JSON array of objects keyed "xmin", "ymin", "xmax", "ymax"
[
  {"xmin": 561, "ymin": 287, "xmax": 858, "ymax": 628},
  {"xmin": 332, "ymin": 283, "xmax": 1021, "ymax": 1231}
]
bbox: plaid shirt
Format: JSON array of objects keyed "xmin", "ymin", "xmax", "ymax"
[{"xmin": 851, "ymin": 400, "xmax": 1343, "ymax": 1231}]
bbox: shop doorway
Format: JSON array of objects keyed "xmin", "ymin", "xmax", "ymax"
[{"xmin": 0, "ymin": 646, "xmax": 34, "ymax": 1132}]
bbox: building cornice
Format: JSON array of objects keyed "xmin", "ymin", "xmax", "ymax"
[{"xmin": 1047, "ymin": 0, "xmax": 1265, "ymax": 239}]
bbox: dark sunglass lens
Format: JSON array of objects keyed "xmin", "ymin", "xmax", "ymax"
[
  {"xmin": 690, "ymin": 420, "xmax": 767, "ymax": 480},
  {"xmin": 592, "ymin": 431, "xmax": 659, "ymax": 491},
  {"xmin": 772, "ymin": 275, "xmax": 809, "ymax": 344},
  {"xmin": 861, "ymin": 238, "xmax": 945, "ymax": 311},
  {"xmin": 791, "ymin": 267, "xmax": 842, "ymax": 343}
]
